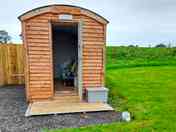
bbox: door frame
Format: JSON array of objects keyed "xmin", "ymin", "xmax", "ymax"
[{"xmin": 49, "ymin": 20, "xmax": 83, "ymax": 100}]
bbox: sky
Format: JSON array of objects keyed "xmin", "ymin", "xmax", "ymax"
[{"xmin": 0, "ymin": 0, "xmax": 176, "ymax": 47}]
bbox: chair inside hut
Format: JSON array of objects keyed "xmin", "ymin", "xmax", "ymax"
[{"xmin": 52, "ymin": 23, "xmax": 78, "ymax": 94}]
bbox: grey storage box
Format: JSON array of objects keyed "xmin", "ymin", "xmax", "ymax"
[{"xmin": 86, "ymin": 87, "xmax": 109, "ymax": 103}]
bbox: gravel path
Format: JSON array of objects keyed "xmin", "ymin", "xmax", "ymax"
[{"xmin": 0, "ymin": 86, "xmax": 121, "ymax": 132}]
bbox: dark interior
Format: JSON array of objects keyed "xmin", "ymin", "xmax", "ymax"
[{"xmin": 52, "ymin": 23, "xmax": 78, "ymax": 92}]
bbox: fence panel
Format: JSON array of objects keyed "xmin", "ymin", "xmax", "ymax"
[{"xmin": 0, "ymin": 44, "xmax": 25, "ymax": 86}]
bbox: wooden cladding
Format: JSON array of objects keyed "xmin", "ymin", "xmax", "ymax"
[{"xmin": 20, "ymin": 5, "xmax": 107, "ymax": 102}]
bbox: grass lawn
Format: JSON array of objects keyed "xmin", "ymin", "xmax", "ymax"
[
  {"xmin": 106, "ymin": 66, "xmax": 176, "ymax": 131},
  {"xmin": 46, "ymin": 47, "xmax": 176, "ymax": 132}
]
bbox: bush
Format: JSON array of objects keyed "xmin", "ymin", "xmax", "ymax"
[{"xmin": 155, "ymin": 44, "xmax": 167, "ymax": 48}]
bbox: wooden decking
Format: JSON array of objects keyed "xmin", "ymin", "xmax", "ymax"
[
  {"xmin": 25, "ymin": 90, "xmax": 113, "ymax": 116},
  {"xmin": 25, "ymin": 81, "xmax": 113, "ymax": 116},
  {"xmin": 25, "ymin": 101, "xmax": 113, "ymax": 116}
]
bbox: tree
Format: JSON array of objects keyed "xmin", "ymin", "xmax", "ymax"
[
  {"xmin": 0, "ymin": 30, "xmax": 11, "ymax": 44},
  {"xmin": 155, "ymin": 43, "xmax": 167, "ymax": 48},
  {"xmin": 128, "ymin": 45, "xmax": 135, "ymax": 47}
]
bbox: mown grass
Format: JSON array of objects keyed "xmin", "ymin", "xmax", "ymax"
[
  {"xmin": 45, "ymin": 47, "xmax": 176, "ymax": 132},
  {"xmin": 106, "ymin": 66, "xmax": 176, "ymax": 131}
]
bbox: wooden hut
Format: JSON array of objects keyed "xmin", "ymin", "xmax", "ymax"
[{"xmin": 19, "ymin": 4, "xmax": 109, "ymax": 108}]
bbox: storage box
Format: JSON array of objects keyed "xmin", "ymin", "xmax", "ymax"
[{"xmin": 86, "ymin": 87, "xmax": 109, "ymax": 103}]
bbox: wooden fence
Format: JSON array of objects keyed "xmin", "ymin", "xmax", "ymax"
[{"xmin": 0, "ymin": 44, "xmax": 25, "ymax": 86}]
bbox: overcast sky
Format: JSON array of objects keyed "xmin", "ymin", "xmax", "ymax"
[{"xmin": 0, "ymin": 0, "xmax": 175, "ymax": 46}]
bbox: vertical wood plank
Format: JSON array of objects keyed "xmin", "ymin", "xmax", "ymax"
[
  {"xmin": 49, "ymin": 21, "xmax": 54, "ymax": 97},
  {"xmin": 22, "ymin": 21, "xmax": 30, "ymax": 101},
  {"xmin": 0, "ymin": 45, "xmax": 4, "ymax": 86}
]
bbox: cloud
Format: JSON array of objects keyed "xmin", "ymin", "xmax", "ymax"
[{"xmin": 0, "ymin": 0, "xmax": 175, "ymax": 46}]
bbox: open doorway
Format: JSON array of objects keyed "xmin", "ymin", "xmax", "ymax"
[{"xmin": 52, "ymin": 22, "xmax": 78, "ymax": 94}]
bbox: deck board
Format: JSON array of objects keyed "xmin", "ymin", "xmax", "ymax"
[{"xmin": 25, "ymin": 101, "xmax": 113, "ymax": 116}]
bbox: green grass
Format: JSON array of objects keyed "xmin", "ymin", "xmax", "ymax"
[
  {"xmin": 106, "ymin": 66, "xmax": 176, "ymax": 131},
  {"xmin": 45, "ymin": 47, "xmax": 176, "ymax": 132},
  {"xmin": 106, "ymin": 46, "xmax": 176, "ymax": 69}
]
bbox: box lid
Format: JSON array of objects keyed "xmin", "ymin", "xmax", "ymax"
[{"xmin": 86, "ymin": 87, "xmax": 109, "ymax": 92}]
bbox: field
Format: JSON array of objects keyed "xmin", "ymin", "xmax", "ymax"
[{"xmin": 47, "ymin": 47, "xmax": 176, "ymax": 132}]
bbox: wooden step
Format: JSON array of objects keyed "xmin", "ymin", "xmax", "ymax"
[
  {"xmin": 52, "ymin": 99, "xmax": 81, "ymax": 103},
  {"xmin": 53, "ymin": 95, "xmax": 79, "ymax": 99},
  {"xmin": 53, "ymin": 94, "xmax": 80, "ymax": 103},
  {"xmin": 55, "ymin": 91, "xmax": 78, "ymax": 96},
  {"xmin": 55, "ymin": 90, "xmax": 77, "ymax": 94},
  {"xmin": 55, "ymin": 93, "xmax": 78, "ymax": 97}
]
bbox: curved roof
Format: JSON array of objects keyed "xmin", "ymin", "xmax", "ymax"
[{"xmin": 18, "ymin": 4, "xmax": 109, "ymax": 24}]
